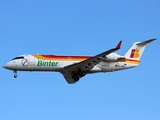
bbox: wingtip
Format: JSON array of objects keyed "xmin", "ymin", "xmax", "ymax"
[
  {"xmin": 151, "ymin": 38, "xmax": 157, "ymax": 40},
  {"xmin": 116, "ymin": 40, "xmax": 122, "ymax": 49}
]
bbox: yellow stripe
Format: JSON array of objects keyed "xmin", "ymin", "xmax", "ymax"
[{"xmin": 126, "ymin": 60, "xmax": 140, "ymax": 64}]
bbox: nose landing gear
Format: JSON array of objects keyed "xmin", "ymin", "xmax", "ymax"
[
  {"xmin": 14, "ymin": 74, "xmax": 18, "ymax": 78},
  {"xmin": 13, "ymin": 70, "xmax": 18, "ymax": 78}
]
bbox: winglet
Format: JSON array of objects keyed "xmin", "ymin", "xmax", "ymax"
[{"xmin": 116, "ymin": 40, "xmax": 122, "ymax": 49}]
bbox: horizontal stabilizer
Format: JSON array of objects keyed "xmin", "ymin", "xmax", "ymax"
[{"xmin": 136, "ymin": 38, "xmax": 157, "ymax": 46}]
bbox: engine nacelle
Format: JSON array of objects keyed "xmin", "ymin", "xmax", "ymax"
[{"xmin": 106, "ymin": 53, "xmax": 125, "ymax": 61}]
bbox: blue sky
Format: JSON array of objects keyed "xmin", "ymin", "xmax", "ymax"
[{"xmin": 0, "ymin": 0, "xmax": 160, "ymax": 120}]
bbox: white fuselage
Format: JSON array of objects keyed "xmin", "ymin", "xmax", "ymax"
[
  {"xmin": 3, "ymin": 54, "xmax": 138, "ymax": 73},
  {"xmin": 2, "ymin": 38, "xmax": 155, "ymax": 84}
]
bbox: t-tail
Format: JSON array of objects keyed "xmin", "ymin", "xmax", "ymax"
[{"xmin": 124, "ymin": 38, "xmax": 157, "ymax": 62}]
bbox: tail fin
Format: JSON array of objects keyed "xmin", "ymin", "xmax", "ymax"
[{"xmin": 124, "ymin": 38, "xmax": 157, "ymax": 60}]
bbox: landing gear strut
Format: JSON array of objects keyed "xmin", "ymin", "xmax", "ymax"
[{"xmin": 13, "ymin": 70, "xmax": 18, "ymax": 78}]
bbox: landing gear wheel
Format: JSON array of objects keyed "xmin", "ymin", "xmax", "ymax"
[
  {"xmin": 74, "ymin": 77, "xmax": 79, "ymax": 82},
  {"xmin": 78, "ymin": 69, "xmax": 86, "ymax": 77},
  {"xmin": 13, "ymin": 70, "xmax": 18, "ymax": 78},
  {"xmin": 80, "ymin": 71, "xmax": 86, "ymax": 77},
  {"xmin": 14, "ymin": 74, "xmax": 18, "ymax": 78}
]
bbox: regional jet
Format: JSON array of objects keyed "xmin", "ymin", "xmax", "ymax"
[{"xmin": 3, "ymin": 38, "xmax": 156, "ymax": 84}]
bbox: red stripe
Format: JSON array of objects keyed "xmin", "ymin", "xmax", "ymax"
[{"xmin": 40, "ymin": 54, "xmax": 91, "ymax": 59}]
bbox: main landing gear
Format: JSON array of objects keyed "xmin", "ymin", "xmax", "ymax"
[
  {"xmin": 73, "ymin": 76, "xmax": 80, "ymax": 82},
  {"xmin": 72, "ymin": 69, "xmax": 87, "ymax": 82},
  {"xmin": 13, "ymin": 70, "xmax": 18, "ymax": 78}
]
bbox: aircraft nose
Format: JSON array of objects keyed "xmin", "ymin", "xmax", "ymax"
[
  {"xmin": 3, "ymin": 61, "xmax": 17, "ymax": 70},
  {"xmin": 3, "ymin": 63, "xmax": 8, "ymax": 68}
]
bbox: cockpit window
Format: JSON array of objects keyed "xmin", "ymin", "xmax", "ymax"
[{"xmin": 12, "ymin": 57, "xmax": 24, "ymax": 60}]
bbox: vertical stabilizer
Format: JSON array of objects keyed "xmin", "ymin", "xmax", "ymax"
[{"xmin": 124, "ymin": 38, "xmax": 157, "ymax": 60}]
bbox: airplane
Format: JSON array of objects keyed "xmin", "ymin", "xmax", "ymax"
[{"xmin": 3, "ymin": 38, "xmax": 156, "ymax": 84}]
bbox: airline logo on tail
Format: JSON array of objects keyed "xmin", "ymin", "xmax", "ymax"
[{"xmin": 130, "ymin": 49, "xmax": 140, "ymax": 58}]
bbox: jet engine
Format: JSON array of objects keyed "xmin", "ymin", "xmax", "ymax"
[{"xmin": 105, "ymin": 53, "xmax": 125, "ymax": 62}]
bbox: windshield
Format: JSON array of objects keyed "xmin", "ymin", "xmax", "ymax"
[{"xmin": 12, "ymin": 57, "xmax": 24, "ymax": 60}]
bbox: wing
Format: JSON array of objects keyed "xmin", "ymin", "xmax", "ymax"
[{"xmin": 62, "ymin": 41, "xmax": 122, "ymax": 84}]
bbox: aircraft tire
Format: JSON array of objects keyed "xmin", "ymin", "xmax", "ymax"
[
  {"xmin": 14, "ymin": 74, "xmax": 18, "ymax": 78},
  {"xmin": 74, "ymin": 77, "xmax": 79, "ymax": 82},
  {"xmin": 80, "ymin": 71, "xmax": 86, "ymax": 77}
]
